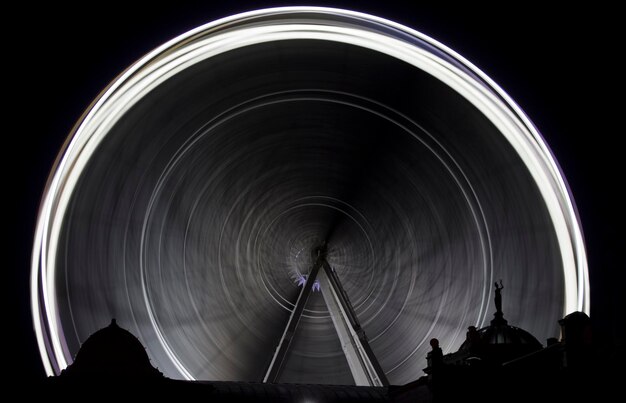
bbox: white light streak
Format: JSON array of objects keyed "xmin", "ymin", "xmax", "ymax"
[{"xmin": 31, "ymin": 7, "xmax": 589, "ymax": 378}]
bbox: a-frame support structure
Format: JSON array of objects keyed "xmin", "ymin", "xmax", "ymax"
[{"xmin": 263, "ymin": 244, "xmax": 388, "ymax": 386}]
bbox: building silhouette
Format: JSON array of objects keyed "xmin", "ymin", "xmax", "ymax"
[
  {"xmin": 417, "ymin": 284, "xmax": 603, "ymax": 402},
  {"xmin": 42, "ymin": 285, "xmax": 608, "ymax": 402}
]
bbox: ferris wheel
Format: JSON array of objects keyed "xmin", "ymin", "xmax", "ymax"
[{"xmin": 31, "ymin": 7, "xmax": 589, "ymax": 385}]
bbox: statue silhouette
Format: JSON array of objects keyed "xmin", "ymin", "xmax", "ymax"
[
  {"xmin": 494, "ymin": 280, "xmax": 504, "ymax": 313},
  {"xmin": 429, "ymin": 338, "xmax": 444, "ymax": 369}
]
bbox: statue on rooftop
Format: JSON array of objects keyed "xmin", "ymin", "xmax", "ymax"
[{"xmin": 494, "ymin": 280, "xmax": 504, "ymax": 314}]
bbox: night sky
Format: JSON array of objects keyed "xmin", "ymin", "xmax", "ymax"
[{"xmin": 9, "ymin": 1, "xmax": 622, "ymax": 380}]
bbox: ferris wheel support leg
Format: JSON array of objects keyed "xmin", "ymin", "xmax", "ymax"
[
  {"xmin": 263, "ymin": 258, "xmax": 322, "ymax": 383},
  {"xmin": 319, "ymin": 262, "xmax": 388, "ymax": 386}
]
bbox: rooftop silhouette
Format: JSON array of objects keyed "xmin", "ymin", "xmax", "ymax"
[{"xmin": 39, "ymin": 282, "xmax": 612, "ymax": 402}]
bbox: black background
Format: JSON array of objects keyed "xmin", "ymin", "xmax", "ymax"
[{"xmin": 9, "ymin": 1, "xmax": 622, "ymax": 379}]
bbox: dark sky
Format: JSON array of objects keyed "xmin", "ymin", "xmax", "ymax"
[{"xmin": 9, "ymin": 1, "xmax": 622, "ymax": 379}]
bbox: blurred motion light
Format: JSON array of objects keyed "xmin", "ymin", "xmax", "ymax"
[{"xmin": 32, "ymin": 7, "xmax": 589, "ymax": 379}]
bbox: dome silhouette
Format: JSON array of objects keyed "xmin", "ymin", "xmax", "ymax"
[
  {"xmin": 62, "ymin": 319, "xmax": 162, "ymax": 379},
  {"xmin": 458, "ymin": 319, "xmax": 543, "ymax": 365},
  {"xmin": 466, "ymin": 323, "xmax": 543, "ymax": 348},
  {"xmin": 457, "ymin": 285, "xmax": 543, "ymax": 365}
]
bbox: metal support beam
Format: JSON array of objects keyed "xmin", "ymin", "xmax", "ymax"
[
  {"xmin": 263, "ymin": 254, "xmax": 323, "ymax": 383},
  {"xmin": 264, "ymin": 243, "xmax": 387, "ymax": 386},
  {"xmin": 319, "ymin": 261, "xmax": 388, "ymax": 386}
]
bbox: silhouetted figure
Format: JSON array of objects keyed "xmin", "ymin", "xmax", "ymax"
[
  {"xmin": 426, "ymin": 338, "xmax": 445, "ymax": 401},
  {"xmin": 428, "ymin": 338, "xmax": 444, "ymax": 370},
  {"xmin": 494, "ymin": 280, "xmax": 504, "ymax": 314}
]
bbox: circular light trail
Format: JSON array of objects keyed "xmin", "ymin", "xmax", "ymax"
[{"xmin": 32, "ymin": 7, "xmax": 589, "ymax": 383}]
